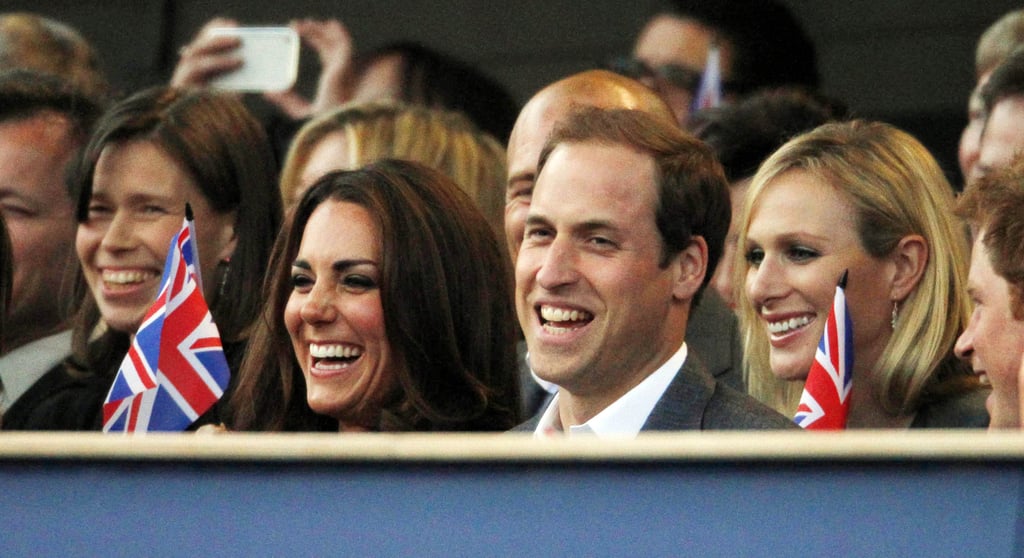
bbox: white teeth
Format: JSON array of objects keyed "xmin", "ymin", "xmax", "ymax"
[
  {"xmin": 542, "ymin": 324, "xmax": 574, "ymax": 335},
  {"xmin": 539, "ymin": 305, "xmax": 592, "ymax": 323},
  {"xmin": 767, "ymin": 315, "xmax": 812, "ymax": 334},
  {"xmin": 310, "ymin": 343, "xmax": 362, "ymax": 359},
  {"xmin": 977, "ymin": 373, "xmax": 990, "ymax": 386},
  {"xmin": 102, "ymin": 270, "xmax": 154, "ymax": 284}
]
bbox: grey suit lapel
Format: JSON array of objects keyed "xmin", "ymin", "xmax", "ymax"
[{"xmin": 641, "ymin": 353, "xmax": 715, "ymax": 431}]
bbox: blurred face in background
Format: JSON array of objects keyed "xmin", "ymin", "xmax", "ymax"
[
  {"xmin": 632, "ymin": 13, "xmax": 734, "ymax": 126},
  {"xmin": 505, "ymin": 93, "xmax": 559, "ymax": 260},
  {"xmin": 972, "ymin": 96, "xmax": 1024, "ymax": 182},
  {"xmin": 0, "ymin": 113, "xmax": 78, "ymax": 349},
  {"xmin": 958, "ymin": 74, "xmax": 989, "ymax": 182},
  {"xmin": 292, "ymin": 132, "xmax": 353, "ymax": 206},
  {"xmin": 710, "ymin": 177, "xmax": 750, "ymax": 310}
]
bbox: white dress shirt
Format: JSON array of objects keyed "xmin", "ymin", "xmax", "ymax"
[{"xmin": 534, "ymin": 342, "xmax": 688, "ymax": 438}]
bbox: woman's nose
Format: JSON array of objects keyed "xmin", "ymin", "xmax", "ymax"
[{"xmin": 300, "ymin": 283, "xmax": 338, "ymax": 325}]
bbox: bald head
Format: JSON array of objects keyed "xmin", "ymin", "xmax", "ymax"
[{"xmin": 504, "ymin": 70, "xmax": 675, "ymax": 257}]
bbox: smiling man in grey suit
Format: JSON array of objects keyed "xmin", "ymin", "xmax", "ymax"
[
  {"xmin": 507, "ymin": 70, "xmax": 745, "ymax": 420},
  {"xmin": 514, "ymin": 107, "xmax": 793, "ymax": 436}
]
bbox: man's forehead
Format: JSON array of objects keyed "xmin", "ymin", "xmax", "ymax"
[
  {"xmin": 968, "ymin": 225, "xmax": 1000, "ymax": 273},
  {"xmin": 534, "ymin": 142, "xmax": 657, "ymax": 202},
  {"xmin": 0, "ymin": 106, "xmax": 73, "ymax": 126},
  {"xmin": 0, "ymin": 111, "xmax": 75, "ymax": 148}
]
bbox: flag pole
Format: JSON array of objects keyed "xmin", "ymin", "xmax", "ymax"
[{"xmin": 185, "ymin": 203, "xmax": 203, "ymax": 294}]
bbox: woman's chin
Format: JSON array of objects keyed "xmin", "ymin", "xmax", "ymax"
[{"xmin": 769, "ymin": 356, "xmax": 812, "ymax": 382}]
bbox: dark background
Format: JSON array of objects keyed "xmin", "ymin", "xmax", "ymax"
[{"xmin": 7, "ymin": 0, "xmax": 1023, "ymax": 183}]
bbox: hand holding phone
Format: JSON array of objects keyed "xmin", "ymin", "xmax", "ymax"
[{"xmin": 206, "ymin": 27, "xmax": 300, "ymax": 92}]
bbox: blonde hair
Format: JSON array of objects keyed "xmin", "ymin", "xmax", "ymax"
[
  {"xmin": 280, "ymin": 102, "xmax": 506, "ymax": 237},
  {"xmin": 735, "ymin": 120, "xmax": 971, "ymax": 416}
]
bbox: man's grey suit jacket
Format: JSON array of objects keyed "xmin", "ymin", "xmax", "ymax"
[{"xmin": 514, "ymin": 353, "xmax": 797, "ymax": 432}]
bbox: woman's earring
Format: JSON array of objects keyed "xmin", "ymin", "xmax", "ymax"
[
  {"xmin": 217, "ymin": 259, "xmax": 230, "ymax": 299},
  {"xmin": 891, "ymin": 301, "xmax": 899, "ymax": 330}
]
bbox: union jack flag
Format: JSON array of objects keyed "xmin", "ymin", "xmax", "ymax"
[
  {"xmin": 102, "ymin": 206, "xmax": 230, "ymax": 432},
  {"xmin": 794, "ymin": 271, "xmax": 853, "ymax": 430},
  {"xmin": 691, "ymin": 44, "xmax": 722, "ymax": 114}
]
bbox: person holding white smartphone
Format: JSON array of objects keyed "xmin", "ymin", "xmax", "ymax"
[
  {"xmin": 171, "ymin": 17, "xmax": 519, "ymax": 143},
  {"xmin": 172, "ymin": 17, "xmax": 357, "ymax": 119}
]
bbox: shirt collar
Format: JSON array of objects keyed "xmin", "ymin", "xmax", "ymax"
[
  {"xmin": 0, "ymin": 330, "xmax": 73, "ymax": 412},
  {"xmin": 534, "ymin": 342, "xmax": 688, "ymax": 439}
]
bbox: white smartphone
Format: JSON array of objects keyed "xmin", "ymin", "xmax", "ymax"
[{"xmin": 207, "ymin": 27, "xmax": 299, "ymax": 92}]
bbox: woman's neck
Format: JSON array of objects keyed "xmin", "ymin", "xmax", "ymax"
[{"xmin": 845, "ymin": 383, "xmax": 916, "ymax": 429}]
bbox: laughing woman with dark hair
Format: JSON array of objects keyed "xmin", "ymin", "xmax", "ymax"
[{"xmin": 228, "ymin": 159, "xmax": 520, "ymax": 432}]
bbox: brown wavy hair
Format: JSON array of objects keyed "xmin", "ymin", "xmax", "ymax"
[{"xmin": 229, "ymin": 159, "xmax": 520, "ymax": 431}]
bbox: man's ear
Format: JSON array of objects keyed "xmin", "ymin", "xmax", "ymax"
[
  {"xmin": 671, "ymin": 236, "xmax": 707, "ymax": 302},
  {"xmin": 889, "ymin": 234, "xmax": 928, "ymax": 301}
]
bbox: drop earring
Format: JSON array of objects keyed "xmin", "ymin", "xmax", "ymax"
[
  {"xmin": 217, "ymin": 259, "xmax": 230, "ymax": 300},
  {"xmin": 890, "ymin": 301, "xmax": 898, "ymax": 330}
]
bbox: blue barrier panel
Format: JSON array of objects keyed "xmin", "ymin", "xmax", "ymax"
[{"xmin": 0, "ymin": 433, "xmax": 1021, "ymax": 557}]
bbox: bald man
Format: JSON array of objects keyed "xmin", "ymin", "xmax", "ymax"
[{"xmin": 506, "ymin": 70, "xmax": 744, "ymax": 418}]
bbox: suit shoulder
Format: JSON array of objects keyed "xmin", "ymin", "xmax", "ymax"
[
  {"xmin": 703, "ymin": 382, "xmax": 799, "ymax": 430},
  {"xmin": 510, "ymin": 411, "xmax": 542, "ymax": 433}
]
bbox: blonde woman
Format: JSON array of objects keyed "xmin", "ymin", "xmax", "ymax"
[
  {"xmin": 735, "ymin": 120, "xmax": 988, "ymax": 428},
  {"xmin": 279, "ymin": 102, "xmax": 506, "ymax": 239}
]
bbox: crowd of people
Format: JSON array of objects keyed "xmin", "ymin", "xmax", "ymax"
[{"xmin": 2, "ymin": 1, "xmax": 1024, "ymax": 435}]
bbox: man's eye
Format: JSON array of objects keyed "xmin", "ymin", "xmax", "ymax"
[
  {"xmin": 505, "ymin": 178, "xmax": 536, "ymax": 202},
  {"xmin": 525, "ymin": 227, "xmax": 551, "ymax": 240},
  {"xmin": 508, "ymin": 185, "xmax": 533, "ymax": 202},
  {"xmin": 0, "ymin": 204, "xmax": 35, "ymax": 219}
]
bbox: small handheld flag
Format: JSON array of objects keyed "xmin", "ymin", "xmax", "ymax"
[
  {"xmin": 691, "ymin": 43, "xmax": 722, "ymax": 114},
  {"xmin": 102, "ymin": 204, "xmax": 230, "ymax": 432},
  {"xmin": 794, "ymin": 271, "xmax": 853, "ymax": 430}
]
